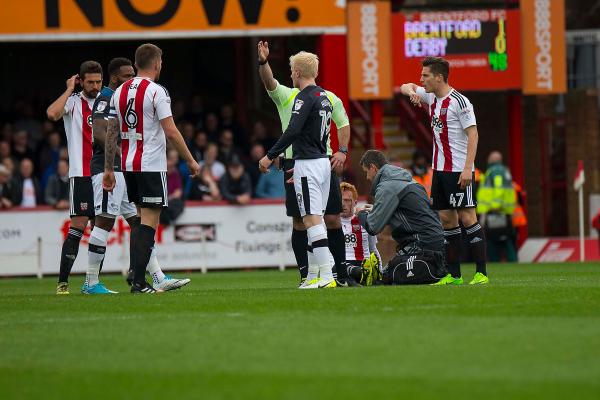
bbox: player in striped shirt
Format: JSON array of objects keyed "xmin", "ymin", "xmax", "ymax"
[
  {"xmin": 339, "ymin": 182, "xmax": 382, "ymax": 285},
  {"xmin": 104, "ymin": 44, "xmax": 200, "ymax": 293},
  {"xmin": 47, "ymin": 61, "xmax": 103, "ymax": 295},
  {"xmin": 400, "ymin": 57, "xmax": 488, "ymax": 285}
]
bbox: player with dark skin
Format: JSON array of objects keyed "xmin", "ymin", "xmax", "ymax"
[{"xmin": 92, "ymin": 62, "xmax": 136, "ymax": 235}]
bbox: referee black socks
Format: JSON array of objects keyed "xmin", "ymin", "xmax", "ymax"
[
  {"xmin": 327, "ymin": 228, "xmax": 348, "ymax": 280},
  {"xmin": 465, "ymin": 222, "xmax": 487, "ymax": 275},
  {"xmin": 291, "ymin": 228, "xmax": 308, "ymax": 280},
  {"xmin": 444, "ymin": 226, "xmax": 462, "ymax": 278}
]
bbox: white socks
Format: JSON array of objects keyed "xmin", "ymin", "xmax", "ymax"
[
  {"xmin": 146, "ymin": 247, "xmax": 166, "ymax": 284},
  {"xmin": 307, "ymin": 224, "xmax": 333, "ymax": 282},
  {"xmin": 86, "ymin": 227, "xmax": 110, "ymax": 286}
]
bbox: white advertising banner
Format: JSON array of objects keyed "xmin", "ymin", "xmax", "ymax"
[{"xmin": 0, "ymin": 202, "xmax": 296, "ymax": 276}]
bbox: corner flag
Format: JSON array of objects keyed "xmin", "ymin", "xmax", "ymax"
[{"xmin": 573, "ymin": 160, "xmax": 585, "ymax": 191}]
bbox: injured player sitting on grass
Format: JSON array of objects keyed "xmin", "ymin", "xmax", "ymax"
[{"xmin": 339, "ymin": 182, "xmax": 383, "ymax": 286}]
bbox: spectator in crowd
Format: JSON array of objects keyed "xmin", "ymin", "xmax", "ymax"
[
  {"xmin": 0, "ymin": 140, "xmax": 12, "ymax": 162},
  {"xmin": 245, "ymin": 142, "xmax": 265, "ymax": 188},
  {"xmin": 0, "ymin": 164, "xmax": 16, "ymax": 209},
  {"xmin": 180, "ymin": 121, "xmax": 195, "ymax": 148},
  {"xmin": 220, "ymin": 103, "xmax": 246, "ymax": 145},
  {"xmin": 249, "ymin": 121, "xmax": 276, "ymax": 149},
  {"xmin": 172, "ymin": 99, "xmax": 186, "ymax": 122},
  {"xmin": 200, "ymin": 142, "xmax": 226, "ymax": 180},
  {"xmin": 12, "ymin": 158, "xmax": 41, "ymax": 208},
  {"xmin": 44, "ymin": 159, "xmax": 69, "ymax": 210},
  {"xmin": 191, "ymin": 130, "xmax": 208, "ymax": 162},
  {"xmin": 11, "ymin": 130, "xmax": 35, "ymax": 163},
  {"xmin": 217, "ymin": 129, "xmax": 241, "ymax": 164},
  {"xmin": 160, "ymin": 149, "xmax": 185, "ymax": 226},
  {"xmin": 188, "ymin": 165, "xmax": 221, "ymax": 201},
  {"xmin": 477, "ymin": 151, "xmax": 518, "ymax": 262},
  {"xmin": 410, "ymin": 149, "xmax": 433, "ymax": 197},
  {"xmin": 219, "ymin": 155, "xmax": 252, "ymax": 205},
  {"xmin": 14, "ymin": 102, "xmax": 42, "ymax": 143},
  {"xmin": 1, "ymin": 123, "xmax": 13, "ymax": 141},
  {"xmin": 38, "ymin": 130, "xmax": 64, "ymax": 187},
  {"xmin": 2, "ymin": 157, "xmax": 15, "ymax": 176},
  {"xmin": 187, "ymin": 94, "xmax": 205, "ymax": 126},
  {"xmin": 255, "ymin": 164, "xmax": 284, "ymax": 199},
  {"xmin": 204, "ymin": 112, "xmax": 220, "ymax": 142}
]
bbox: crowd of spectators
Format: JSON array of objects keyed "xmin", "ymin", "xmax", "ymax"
[{"xmin": 0, "ymin": 100, "xmax": 286, "ymax": 213}]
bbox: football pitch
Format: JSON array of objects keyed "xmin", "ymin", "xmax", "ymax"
[{"xmin": 1, "ymin": 263, "xmax": 599, "ymax": 400}]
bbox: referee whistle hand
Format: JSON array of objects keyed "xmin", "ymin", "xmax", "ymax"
[
  {"xmin": 257, "ymin": 41, "xmax": 269, "ymax": 62},
  {"xmin": 102, "ymin": 171, "xmax": 116, "ymax": 192},
  {"xmin": 330, "ymin": 152, "xmax": 346, "ymax": 174}
]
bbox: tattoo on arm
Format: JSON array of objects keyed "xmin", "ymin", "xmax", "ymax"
[{"xmin": 104, "ymin": 119, "xmax": 119, "ymax": 171}]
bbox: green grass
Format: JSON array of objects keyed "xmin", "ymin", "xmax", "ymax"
[{"xmin": 1, "ymin": 263, "xmax": 600, "ymax": 400}]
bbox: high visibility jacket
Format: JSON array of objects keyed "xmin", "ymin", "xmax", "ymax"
[
  {"xmin": 412, "ymin": 167, "xmax": 433, "ymax": 197},
  {"xmin": 476, "ymin": 163, "xmax": 517, "ymax": 215},
  {"xmin": 512, "ymin": 182, "xmax": 527, "ymax": 227}
]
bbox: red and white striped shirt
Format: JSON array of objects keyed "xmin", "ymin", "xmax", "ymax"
[
  {"xmin": 62, "ymin": 92, "xmax": 95, "ymax": 177},
  {"xmin": 342, "ymin": 215, "xmax": 374, "ymax": 261},
  {"xmin": 109, "ymin": 77, "xmax": 172, "ymax": 172},
  {"xmin": 416, "ymin": 87, "xmax": 476, "ymax": 172}
]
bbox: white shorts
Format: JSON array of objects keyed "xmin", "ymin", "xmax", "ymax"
[
  {"xmin": 92, "ymin": 172, "xmax": 137, "ymax": 218},
  {"xmin": 293, "ymin": 158, "xmax": 331, "ymax": 217}
]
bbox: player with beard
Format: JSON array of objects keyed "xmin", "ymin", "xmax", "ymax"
[
  {"xmin": 82, "ymin": 57, "xmax": 190, "ymax": 294},
  {"xmin": 47, "ymin": 61, "xmax": 102, "ymax": 295},
  {"xmin": 104, "ymin": 44, "xmax": 200, "ymax": 293}
]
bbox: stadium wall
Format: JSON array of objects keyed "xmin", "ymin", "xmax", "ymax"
[{"xmin": 0, "ymin": 201, "xmax": 296, "ymax": 277}]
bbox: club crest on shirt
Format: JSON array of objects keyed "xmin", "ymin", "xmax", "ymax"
[
  {"xmin": 294, "ymin": 99, "xmax": 304, "ymax": 111},
  {"xmin": 96, "ymin": 101, "xmax": 107, "ymax": 112},
  {"xmin": 80, "ymin": 202, "xmax": 88, "ymax": 211},
  {"xmin": 440, "ymin": 108, "xmax": 448, "ymax": 115},
  {"xmin": 352, "ymin": 224, "xmax": 361, "ymax": 232}
]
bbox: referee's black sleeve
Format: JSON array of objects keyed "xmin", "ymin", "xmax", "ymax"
[{"xmin": 267, "ymin": 92, "xmax": 312, "ymax": 159}]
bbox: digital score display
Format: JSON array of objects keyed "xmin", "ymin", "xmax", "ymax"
[{"xmin": 392, "ymin": 9, "xmax": 521, "ymax": 91}]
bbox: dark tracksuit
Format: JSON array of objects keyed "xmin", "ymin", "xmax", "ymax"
[{"xmin": 358, "ymin": 164, "xmax": 447, "ymax": 284}]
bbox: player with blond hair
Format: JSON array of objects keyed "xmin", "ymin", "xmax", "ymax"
[{"xmin": 257, "ymin": 41, "xmax": 357, "ymax": 287}]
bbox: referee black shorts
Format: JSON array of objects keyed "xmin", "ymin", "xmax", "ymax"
[{"xmin": 283, "ymin": 158, "xmax": 342, "ymax": 218}]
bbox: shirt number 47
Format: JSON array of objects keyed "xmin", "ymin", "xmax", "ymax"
[{"xmin": 449, "ymin": 193, "xmax": 464, "ymax": 207}]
